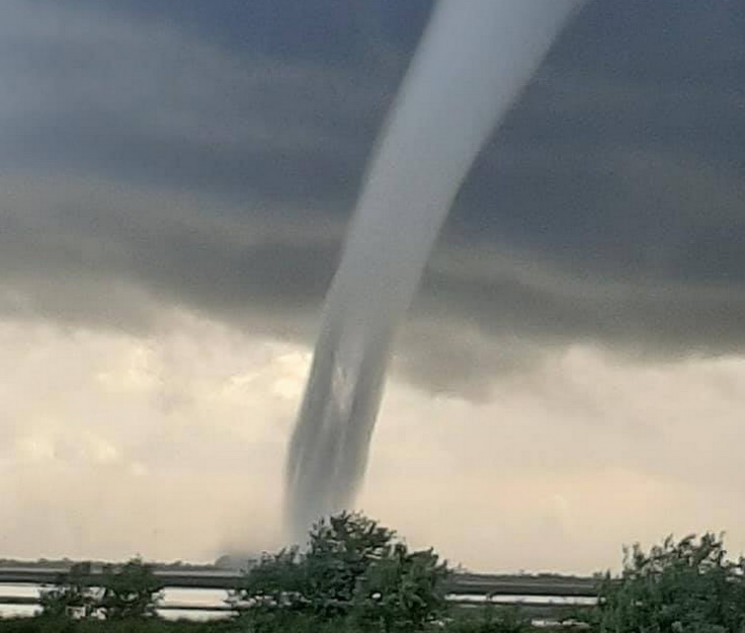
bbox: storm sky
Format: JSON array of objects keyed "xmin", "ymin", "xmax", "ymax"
[{"xmin": 1, "ymin": 0, "xmax": 744, "ymax": 573}]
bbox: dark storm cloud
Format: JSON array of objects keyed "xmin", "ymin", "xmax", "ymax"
[
  {"xmin": 0, "ymin": 4, "xmax": 389, "ymax": 206},
  {"xmin": 0, "ymin": 174, "xmax": 341, "ymax": 337},
  {"xmin": 1, "ymin": 0, "xmax": 743, "ymax": 396}
]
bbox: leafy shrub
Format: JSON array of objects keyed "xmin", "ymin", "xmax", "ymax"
[
  {"xmin": 594, "ymin": 533, "xmax": 745, "ymax": 633},
  {"xmin": 0, "ymin": 618, "xmax": 250, "ymax": 632},
  {"xmin": 233, "ymin": 511, "xmax": 450, "ymax": 631},
  {"xmin": 233, "ymin": 546, "xmax": 305, "ymax": 614},
  {"xmin": 99, "ymin": 558, "xmax": 164, "ymax": 620},
  {"xmin": 353, "ymin": 543, "xmax": 450, "ymax": 632},
  {"xmin": 38, "ymin": 562, "xmax": 99, "ymax": 619},
  {"xmin": 303, "ymin": 511, "xmax": 397, "ymax": 619},
  {"xmin": 38, "ymin": 557, "xmax": 164, "ymax": 621},
  {"xmin": 445, "ymin": 605, "xmax": 533, "ymax": 633}
]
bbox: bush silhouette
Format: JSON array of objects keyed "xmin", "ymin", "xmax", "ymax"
[
  {"xmin": 39, "ymin": 562, "xmax": 99, "ymax": 619},
  {"xmin": 233, "ymin": 511, "xmax": 450, "ymax": 631},
  {"xmin": 99, "ymin": 558, "xmax": 164, "ymax": 620},
  {"xmin": 594, "ymin": 533, "xmax": 745, "ymax": 632},
  {"xmin": 39, "ymin": 558, "xmax": 163, "ymax": 621}
]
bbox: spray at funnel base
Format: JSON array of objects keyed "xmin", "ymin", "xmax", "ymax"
[{"xmin": 285, "ymin": 0, "xmax": 587, "ymax": 542}]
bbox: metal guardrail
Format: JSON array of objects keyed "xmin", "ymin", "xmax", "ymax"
[
  {"xmin": 0, "ymin": 568, "xmax": 600, "ymax": 618},
  {"xmin": 0, "ymin": 568, "xmax": 243, "ymax": 590},
  {"xmin": 0, "ymin": 596, "xmax": 233, "ymax": 613},
  {"xmin": 446, "ymin": 573, "xmax": 599, "ymax": 597},
  {"xmin": 0, "ymin": 568, "xmax": 601, "ymax": 594}
]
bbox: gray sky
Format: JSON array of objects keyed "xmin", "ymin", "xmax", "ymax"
[{"xmin": 1, "ymin": 0, "xmax": 744, "ymax": 573}]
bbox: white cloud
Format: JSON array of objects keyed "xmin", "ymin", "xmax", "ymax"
[
  {"xmin": 363, "ymin": 345, "xmax": 745, "ymax": 573},
  {"xmin": 1, "ymin": 312, "xmax": 743, "ymax": 573},
  {"xmin": 0, "ymin": 313, "xmax": 295, "ymax": 561}
]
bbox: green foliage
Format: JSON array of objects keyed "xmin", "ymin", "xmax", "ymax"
[
  {"xmin": 594, "ymin": 533, "xmax": 745, "ymax": 633},
  {"xmin": 353, "ymin": 544, "xmax": 450, "ymax": 632},
  {"xmin": 233, "ymin": 511, "xmax": 451, "ymax": 631},
  {"xmin": 304, "ymin": 511, "xmax": 397, "ymax": 619},
  {"xmin": 445, "ymin": 606, "xmax": 533, "ymax": 633},
  {"xmin": 28, "ymin": 527, "xmax": 745, "ymax": 633},
  {"xmin": 232, "ymin": 547, "xmax": 306, "ymax": 615},
  {"xmin": 0, "ymin": 618, "xmax": 248, "ymax": 632},
  {"xmin": 38, "ymin": 562, "xmax": 99, "ymax": 620},
  {"xmin": 37, "ymin": 557, "xmax": 163, "ymax": 621},
  {"xmin": 99, "ymin": 558, "xmax": 165, "ymax": 620}
]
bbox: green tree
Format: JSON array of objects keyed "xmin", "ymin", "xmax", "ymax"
[
  {"xmin": 594, "ymin": 533, "xmax": 745, "ymax": 633},
  {"xmin": 444, "ymin": 605, "xmax": 533, "ymax": 633},
  {"xmin": 234, "ymin": 547, "xmax": 306, "ymax": 614},
  {"xmin": 304, "ymin": 511, "xmax": 396, "ymax": 618},
  {"xmin": 234, "ymin": 511, "xmax": 451, "ymax": 631},
  {"xmin": 39, "ymin": 561, "xmax": 100, "ymax": 619},
  {"xmin": 353, "ymin": 543, "xmax": 450, "ymax": 632},
  {"xmin": 99, "ymin": 558, "xmax": 164, "ymax": 620}
]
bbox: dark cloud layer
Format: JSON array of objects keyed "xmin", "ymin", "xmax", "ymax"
[{"xmin": 1, "ymin": 0, "xmax": 743, "ymax": 396}]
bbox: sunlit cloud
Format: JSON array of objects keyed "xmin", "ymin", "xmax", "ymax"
[{"xmin": 0, "ymin": 314, "xmax": 743, "ymax": 572}]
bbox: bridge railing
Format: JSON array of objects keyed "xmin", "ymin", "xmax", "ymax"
[{"xmin": 0, "ymin": 568, "xmax": 601, "ymax": 620}]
